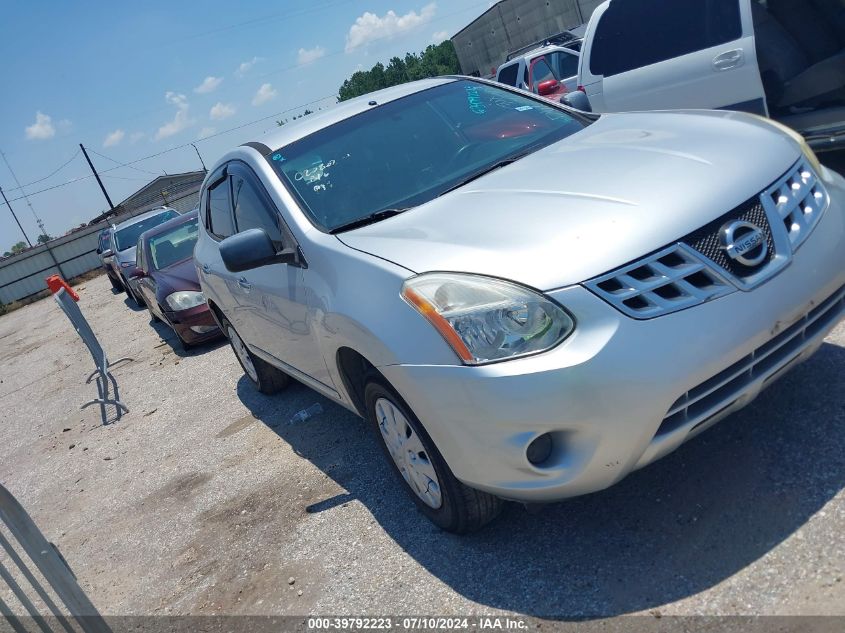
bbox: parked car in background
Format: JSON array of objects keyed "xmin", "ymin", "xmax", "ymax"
[
  {"xmin": 195, "ymin": 77, "xmax": 845, "ymax": 533},
  {"xmin": 577, "ymin": 0, "xmax": 845, "ymax": 150},
  {"xmin": 95, "ymin": 228, "xmax": 122, "ymax": 291},
  {"xmin": 132, "ymin": 210, "xmax": 220, "ymax": 349},
  {"xmin": 496, "ymin": 44, "xmax": 580, "ymax": 101},
  {"xmin": 105, "ymin": 207, "xmax": 180, "ymax": 305}
]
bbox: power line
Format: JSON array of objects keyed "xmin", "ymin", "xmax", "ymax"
[
  {"xmin": 0, "ymin": 149, "xmax": 47, "ymax": 231},
  {"xmin": 2, "ymin": 93, "xmax": 338, "ymax": 205},
  {"xmin": 88, "ymin": 148, "xmax": 161, "ymax": 176},
  {"xmin": 1, "ymin": 149, "xmax": 82, "ymax": 193}
]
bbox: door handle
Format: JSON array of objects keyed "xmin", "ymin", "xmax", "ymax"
[
  {"xmin": 202, "ymin": 263, "xmax": 211, "ymax": 273},
  {"xmin": 237, "ymin": 277, "xmax": 252, "ymax": 291},
  {"xmin": 713, "ymin": 49, "xmax": 744, "ymax": 71}
]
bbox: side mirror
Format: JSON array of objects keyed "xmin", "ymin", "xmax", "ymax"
[
  {"xmin": 537, "ymin": 79, "xmax": 560, "ymax": 96},
  {"xmin": 561, "ymin": 90, "xmax": 592, "ymax": 112},
  {"xmin": 130, "ymin": 267, "xmax": 146, "ymax": 279},
  {"xmin": 219, "ymin": 228, "xmax": 298, "ymax": 273},
  {"xmin": 101, "ymin": 248, "xmax": 114, "ymax": 258}
]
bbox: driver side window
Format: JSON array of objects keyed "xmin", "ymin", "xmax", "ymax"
[{"xmin": 231, "ymin": 169, "xmax": 284, "ymax": 250}]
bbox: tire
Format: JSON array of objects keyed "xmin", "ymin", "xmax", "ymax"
[
  {"xmin": 364, "ymin": 376, "xmax": 503, "ymax": 534},
  {"xmin": 221, "ymin": 318, "xmax": 289, "ymax": 394},
  {"xmin": 124, "ymin": 279, "xmax": 141, "ymax": 307},
  {"xmin": 108, "ymin": 274, "xmax": 122, "ymax": 291}
]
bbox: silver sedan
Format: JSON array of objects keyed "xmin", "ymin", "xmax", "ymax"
[{"xmin": 194, "ymin": 77, "xmax": 845, "ymax": 533}]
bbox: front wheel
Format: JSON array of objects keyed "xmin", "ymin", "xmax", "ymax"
[
  {"xmin": 124, "ymin": 280, "xmax": 141, "ymax": 307},
  {"xmin": 107, "ymin": 273, "xmax": 122, "ymax": 292},
  {"xmin": 222, "ymin": 318, "xmax": 289, "ymax": 394},
  {"xmin": 365, "ymin": 377, "xmax": 503, "ymax": 533}
]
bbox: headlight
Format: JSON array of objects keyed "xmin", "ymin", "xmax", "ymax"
[
  {"xmin": 755, "ymin": 115, "xmax": 823, "ymax": 175},
  {"xmin": 401, "ymin": 273, "xmax": 574, "ymax": 365},
  {"xmin": 165, "ymin": 291, "xmax": 205, "ymax": 311}
]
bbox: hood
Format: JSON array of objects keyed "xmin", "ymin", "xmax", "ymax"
[
  {"xmin": 152, "ymin": 258, "xmax": 201, "ymax": 298},
  {"xmin": 338, "ymin": 110, "xmax": 802, "ymax": 290},
  {"xmin": 115, "ymin": 245, "xmax": 136, "ymax": 265}
]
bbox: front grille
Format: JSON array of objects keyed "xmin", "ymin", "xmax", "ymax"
[
  {"xmin": 585, "ymin": 159, "xmax": 831, "ymax": 318},
  {"xmin": 683, "ymin": 198, "xmax": 776, "ymax": 278},
  {"xmin": 585, "ymin": 244, "xmax": 734, "ymax": 319},
  {"xmin": 761, "ymin": 158, "xmax": 828, "ymax": 251},
  {"xmin": 656, "ymin": 284, "xmax": 845, "ymax": 437}
]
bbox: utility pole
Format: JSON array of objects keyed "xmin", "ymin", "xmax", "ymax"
[
  {"xmin": 79, "ymin": 143, "xmax": 115, "ymax": 211},
  {"xmin": 0, "ymin": 185, "xmax": 33, "ymax": 247},
  {"xmin": 190, "ymin": 143, "xmax": 207, "ymax": 172}
]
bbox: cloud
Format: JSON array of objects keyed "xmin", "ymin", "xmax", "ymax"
[
  {"xmin": 235, "ymin": 56, "xmax": 262, "ymax": 77},
  {"xmin": 25, "ymin": 111, "xmax": 56, "ymax": 140},
  {"xmin": 345, "ymin": 3, "xmax": 437, "ymax": 52},
  {"xmin": 298, "ymin": 45, "xmax": 326, "ymax": 65},
  {"xmin": 194, "ymin": 76, "xmax": 223, "ymax": 94},
  {"xmin": 252, "ymin": 83, "xmax": 277, "ymax": 106},
  {"xmin": 103, "ymin": 129, "xmax": 125, "ymax": 147},
  {"xmin": 431, "ymin": 30, "xmax": 449, "ymax": 44},
  {"xmin": 129, "ymin": 131, "xmax": 145, "ymax": 144},
  {"xmin": 198, "ymin": 127, "xmax": 216, "ymax": 140},
  {"xmin": 209, "ymin": 102, "xmax": 236, "ymax": 120},
  {"xmin": 154, "ymin": 92, "xmax": 193, "ymax": 141}
]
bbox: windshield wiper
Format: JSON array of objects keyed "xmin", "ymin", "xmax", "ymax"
[
  {"xmin": 438, "ymin": 151, "xmax": 532, "ymax": 197},
  {"xmin": 329, "ymin": 207, "xmax": 411, "ymax": 234}
]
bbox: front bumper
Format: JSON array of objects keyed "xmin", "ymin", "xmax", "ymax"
[
  {"xmin": 166, "ymin": 303, "xmax": 222, "ymax": 345},
  {"xmin": 381, "ymin": 171, "xmax": 845, "ymax": 503}
]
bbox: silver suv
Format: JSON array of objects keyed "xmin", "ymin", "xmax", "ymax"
[
  {"xmin": 105, "ymin": 207, "xmax": 180, "ymax": 305},
  {"xmin": 195, "ymin": 77, "xmax": 845, "ymax": 533}
]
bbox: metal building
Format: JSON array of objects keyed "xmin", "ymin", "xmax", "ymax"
[{"xmin": 452, "ymin": 0, "xmax": 605, "ymax": 77}]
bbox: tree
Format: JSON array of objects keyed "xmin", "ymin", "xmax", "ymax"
[
  {"xmin": 10, "ymin": 241, "xmax": 26, "ymax": 254},
  {"xmin": 338, "ymin": 40, "xmax": 461, "ymax": 101},
  {"xmin": 37, "ymin": 233, "xmax": 52, "ymax": 244},
  {"xmin": 2, "ymin": 252, "xmax": 10, "ymax": 258}
]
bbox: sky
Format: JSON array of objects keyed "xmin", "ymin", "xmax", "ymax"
[{"xmin": 0, "ymin": 0, "xmax": 493, "ymax": 249}]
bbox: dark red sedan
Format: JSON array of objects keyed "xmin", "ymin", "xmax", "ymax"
[{"xmin": 133, "ymin": 210, "xmax": 222, "ymax": 349}]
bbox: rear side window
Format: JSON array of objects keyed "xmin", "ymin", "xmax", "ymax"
[
  {"xmin": 207, "ymin": 177, "xmax": 235, "ymax": 239},
  {"xmin": 590, "ymin": 0, "xmax": 743, "ymax": 77},
  {"xmin": 497, "ymin": 63, "xmax": 519, "ymax": 86},
  {"xmin": 549, "ymin": 51, "xmax": 579, "ymax": 79},
  {"xmin": 231, "ymin": 171, "xmax": 284, "ymax": 249}
]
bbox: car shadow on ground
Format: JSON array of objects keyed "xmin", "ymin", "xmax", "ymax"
[
  {"xmin": 122, "ymin": 294, "xmax": 148, "ymax": 312},
  {"xmin": 147, "ymin": 317, "xmax": 226, "ymax": 358},
  {"xmin": 235, "ymin": 341, "xmax": 845, "ymax": 618}
]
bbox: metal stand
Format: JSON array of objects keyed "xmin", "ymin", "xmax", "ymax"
[
  {"xmin": 0, "ymin": 483, "xmax": 112, "ymax": 632},
  {"xmin": 53, "ymin": 287, "xmax": 132, "ymax": 424}
]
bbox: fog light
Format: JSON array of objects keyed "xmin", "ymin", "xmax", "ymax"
[
  {"xmin": 190, "ymin": 325, "xmax": 217, "ymax": 334},
  {"xmin": 526, "ymin": 433, "xmax": 553, "ymax": 465}
]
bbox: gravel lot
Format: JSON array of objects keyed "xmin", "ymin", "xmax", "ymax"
[{"xmin": 1, "ymin": 231, "xmax": 844, "ymax": 620}]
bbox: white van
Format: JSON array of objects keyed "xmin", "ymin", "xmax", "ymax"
[{"xmin": 577, "ymin": 0, "xmax": 845, "ymax": 150}]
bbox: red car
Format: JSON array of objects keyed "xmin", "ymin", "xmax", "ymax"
[{"xmin": 132, "ymin": 210, "xmax": 221, "ymax": 349}]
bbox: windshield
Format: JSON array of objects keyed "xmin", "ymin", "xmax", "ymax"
[
  {"xmin": 149, "ymin": 218, "xmax": 199, "ymax": 270},
  {"xmin": 270, "ymin": 80, "xmax": 586, "ymax": 232},
  {"xmin": 114, "ymin": 210, "xmax": 179, "ymax": 251}
]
